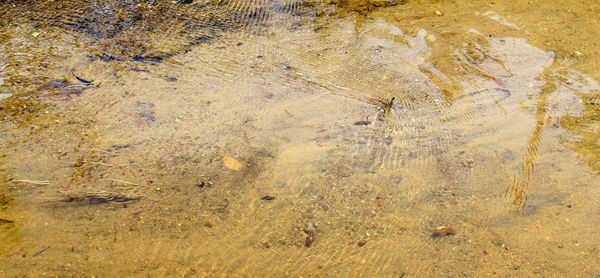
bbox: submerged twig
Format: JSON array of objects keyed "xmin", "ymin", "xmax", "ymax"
[
  {"xmin": 0, "ymin": 218, "xmax": 14, "ymax": 224},
  {"xmin": 207, "ymin": 199, "xmax": 229, "ymax": 212},
  {"xmin": 71, "ymin": 70, "xmax": 93, "ymax": 84},
  {"xmin": 81, "ymin": 161, "xmax": 123, "ymax": 167},
  {"xmin": 32, "ymin": 246, "xmax": 50, "ymax": 257},
  {"xmin": 99, "ymin": 178, "xmax": 139, "ymax": 186},
  {"xmin": 382, "ymin": 97, "xmax": 395, "ymax": 116},
  {"xmin": 79, "ymin": 147, "xmax": 114, "ymax": 155},
  {"xmin": 13, "ymin": 179, "xmax": 50, "ymax": 185},
  {"xmin": 62, "ymin": 191, "xmax": 141, "ymax": 205}
]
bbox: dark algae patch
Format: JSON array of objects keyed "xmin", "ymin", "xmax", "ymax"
[{"xmin": 0, "ymin": 0, "xmax": 320, "ymax": 63}]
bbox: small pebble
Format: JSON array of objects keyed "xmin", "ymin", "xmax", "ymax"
[
  {"xmin": 205, "ymin": 220, "xmax": 215, "ymax": 228},
  {"xmin": 305, "ymin": 234, "xmax": 314, "ymax": 247}
]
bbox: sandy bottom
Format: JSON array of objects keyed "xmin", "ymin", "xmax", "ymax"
[{"xmin": 1, "ymin": 0, "xmax": 599, "ymax": 276}]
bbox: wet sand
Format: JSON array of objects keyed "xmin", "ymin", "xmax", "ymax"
[{"xmin": 0, "ymin": 0, "xmax": 599, "ymax": 276}]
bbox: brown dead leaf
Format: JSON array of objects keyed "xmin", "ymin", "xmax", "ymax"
[{"xmin": 223, "ymin": 156, "xmax": 243, "ymax": 171}]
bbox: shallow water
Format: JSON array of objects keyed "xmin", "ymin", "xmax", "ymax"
[{"xmin": 0, "ymin": 0, "xmax": 599, "ymax": 276}]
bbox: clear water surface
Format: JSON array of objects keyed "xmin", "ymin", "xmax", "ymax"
[{"xmin": 0, "ymin": 0, "xmax": 599, "ymax": 276}]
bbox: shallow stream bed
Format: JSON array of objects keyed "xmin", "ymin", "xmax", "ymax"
[{"xmin": 0, "ymin": 0, "xmax": 599, "ymax": 276}]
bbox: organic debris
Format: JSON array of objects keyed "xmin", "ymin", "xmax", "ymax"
[
  {"xmin": 383, "ymin": 97, "xmax": 395, "ymax": 116},
  {"xmin": 207, "ymin": 199, "xmax": 229, "ymax": 211},
  {"xmin": 305, "ymin": 233, "xmax": 314, "ymax": 247},
  {"xmin": 13, "ymin": 179, "xmax": 50, "ymax": 185},
  {"xmin": 0, "ymin": 218, "xmax": 14, "ymax": 224},
  {"xmin": 71, "ymin": 71, "xmax": 93, "ymax": 84},
  {"xmin": 354, "ymin": 120, "xmax": 371, "ymax": 126},
  {"xmin": 99, "ymin": 178, "xmax": 139, "ymax": 186},
  {"xmin": 32, "ymin": 246, "xmax": 50, "ymax": 257},
  {"xmin": 374, "ymin": 96, "xmax": 395, "ymax": 120},
  {"xmin": 37, "ymin": 79, "xmax": 88, "ymax": 101},
  {"xmin": 432, "ymin": 226, "xmax": 455, "ymax": 237},
  {"xmin": 61, "ymin": 192, "xmax": 140, "ymax": 205},
  {"xmin": 371, "ymin": 0, "xmax": 407, "ymax": 7}
]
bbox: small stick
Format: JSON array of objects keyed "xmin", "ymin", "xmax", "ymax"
[
  {"xmin": 13, "ymin": 180, "xmax": 50, "ymax": 185},
  {"xmin": 81, "ymin": 161, "xmax": 123, "ymax": 167},
  {"xmin": 32, "ymin": 246, "xmax": 50, "ymax": 257},
  {"xmin": 71, "ymin": 71, "xmax": 93, "ymax": 84},
  {"xmin": 99, "ymin": 178, "xmax": 138, "ymax": 186},
  {"xmin": 354, "ymin": 120, "xmax": 371, "ymax": 126},
  {"xmin": 79, "ymin": 147, "xmax": 114, "ymax": 155},
  {"xmin": 284, "ymin": 109, "xmax": 294, "ymax": 117},
  {"xmin": 208, "ymin": 199, "xmax": 229, "ymax": 211}
]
